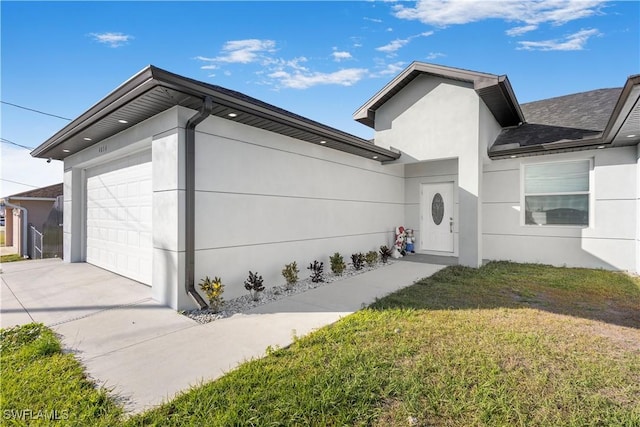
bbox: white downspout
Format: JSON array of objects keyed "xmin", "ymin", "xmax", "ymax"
[{"xmin": 2, "ymin": 200, "xmax": 29, "ymax": 258}]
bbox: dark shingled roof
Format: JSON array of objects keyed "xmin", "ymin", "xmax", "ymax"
[
  {"xmin": 493, "ymin": 88, "xmax": 622, "ymax": 148},
  {"xmin": 7, "ymin": 183, "xmax": 63, "ymax": 199}
]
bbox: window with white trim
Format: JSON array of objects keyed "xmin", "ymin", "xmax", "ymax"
[{"xmin": 524, "ymin": 160, "xmax": 590, "ymax": 226}]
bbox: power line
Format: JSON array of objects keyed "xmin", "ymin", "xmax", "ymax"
[
  {"xmin": 1, "ymin": 100, "xmax": 72, "ymax": 121},
  {"xmin": 1, "ymin": 138, "xmax": 34, "ymax": 151},
  {"xmin": 0, "ymin": 178, "xmax": 40, "ymax": 189}
]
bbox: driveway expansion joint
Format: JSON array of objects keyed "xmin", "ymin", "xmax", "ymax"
[{"xmin": 48, "ymin": 297, "xmax": 154, "ymax": 327}]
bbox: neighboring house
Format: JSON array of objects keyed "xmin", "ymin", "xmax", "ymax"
[
  {"xmin": 31, "ymin": 63, "xmax": 640, "ymax": 310},
  {"xmin": 2, "ymin": 183, "xmax": 63, "ymax": 257}
]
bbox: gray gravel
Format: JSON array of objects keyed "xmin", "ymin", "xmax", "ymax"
[{"xmin": 183, "ymin": 260, "xmax": 396, "ymax": 324}]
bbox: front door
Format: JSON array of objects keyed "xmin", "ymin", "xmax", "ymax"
[{"xmin": 421, "ymin": 182, "xmax": 454, "ymax": 253}]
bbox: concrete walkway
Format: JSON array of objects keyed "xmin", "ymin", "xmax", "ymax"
[{"xmin": 1, "ymin": 258, "xmax": 445, "ymax": 414}]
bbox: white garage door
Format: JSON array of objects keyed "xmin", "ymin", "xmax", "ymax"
[{"xmin": 86, "ymin": 150, "xmax": 152, "ymax": 285}]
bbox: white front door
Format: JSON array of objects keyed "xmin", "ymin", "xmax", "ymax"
[{"xmin": 421, "ymin": 182, "xmax": 454, "ymax": 253}]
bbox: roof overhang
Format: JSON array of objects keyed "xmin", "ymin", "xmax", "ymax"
[
  {"xmin": 489, "ymin": 74, "xmax": 640, "ymax": 159},
  {"xmin": 4, "ymin": 197, "xmax": 57, "ymax": 202},
  {"xmin": 31, "ymin": 66, "xmax": 400, "ymax": 163},
  {"xmin": 353, "ymin": 62, "xmax": 524, "ymax": 129},
  {"xmin": 603, "ymin": 74, "xmax": 640, "ymax": 147}
]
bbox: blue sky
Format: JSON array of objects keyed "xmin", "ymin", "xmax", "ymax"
[{"xmin": 1, "ymin": 0, "xmax": 638, "ymax": 197}]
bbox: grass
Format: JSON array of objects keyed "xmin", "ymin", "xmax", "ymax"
[
  {"xmin": 1, "ymin": 253, "xmax": 27, "ymax": 263},
  {"xmin": 2, "ymin": 262, "xmax": 639, "ymax": 426},
  {"xmin": 0, "ymin": 323, "xmax": 123, "ymax": 426},
  {"xmin": 128, "ymin": 262, "xmax": 640, "ymax": 426}
]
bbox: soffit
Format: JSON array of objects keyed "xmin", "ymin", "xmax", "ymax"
[
  {"xmin": 32, "ymin": 66, "xmax": 399, "ymax": 163},
  {"xmin": 608, "ymin": 79, "xmax": 640, "ymax": 146}
]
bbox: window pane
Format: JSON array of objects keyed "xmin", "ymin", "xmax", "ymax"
[
  {"xmin": 525, "ymin": 161, "xmax": 589, "ymax": 194},
  {"xmin": 525, "ymin": 195, "xmax": 589, "ymax": 225}
]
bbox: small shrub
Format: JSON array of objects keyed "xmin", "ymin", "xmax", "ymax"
[
  {"xmin": 308, "ymin": 260, "xmax": 325, "ymax": 283},
  {"xmin": 282, "ymin": 262, "xmax": 299, "ymax": 290},
  {"xmin": 379, "ymin": 245, "xmax": 392, "ymax": 263},
  {"xmin": 244, "ymin": 271, "xmax": 265, "ymax": 301},
  {"xmin": 351, "ymin": 253, "xmax": 365, "ymax": 271},
  {"xmin": 199, "ymin": 276, "xmax": 225, "ymax": 312},
  {"xmin": 365, "ymin": 250, "xmax": 379, "ymax": 267},
  {"xmin": 329, "ymin": 252, "xmax": 346, "ymax": 275}
]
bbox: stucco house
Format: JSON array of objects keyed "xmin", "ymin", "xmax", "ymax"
[
  {"xmin": 31, "ymin": 62, "xmax": 640, "ymax": 310},
  {"xmin": 2, "ymin": 183, "xmax": 63, "ymax": 257}
]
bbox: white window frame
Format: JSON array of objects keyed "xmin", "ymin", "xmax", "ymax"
[{"xmin": 520, "ymin": 158, "xmax": 593, "ymax": 228}]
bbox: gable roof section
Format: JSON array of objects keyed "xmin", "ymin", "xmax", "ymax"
[
  {"xmin": 31, "ymin": 66, "xmax": 400, "ymax": 163},
  {"xmin": 353, "ymin": 62, "xmax": 524, "ymax": 129},
  {"xmin": 492, "ymin": 88, "xmax": 620, "ymax": 149},
  {"xmin": 490, "ymin": 75, "xmax": 640, "ymax": 158},
  {"xmin": 5, "ymin": 183, "xmax": 63, "ymax": 200}
]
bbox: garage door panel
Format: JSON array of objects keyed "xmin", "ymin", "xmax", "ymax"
[{"xmin": 86, "ymin": 150, "xmax": 152, "ymax": 285}]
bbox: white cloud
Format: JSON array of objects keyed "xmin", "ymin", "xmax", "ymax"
[
  {"xmin": 426, "ymin": 52, "xmax": 446, "ymax": 60},
  {"xmin": 393, "ymin": 0, "xmax": 606, "ymax": 36},
  {"xmin": 371, "ymin": 61, "xmax": 406, "ymax": 77},
  {"xmin": 517, "ymin": 28, "xmax": 601, "ymax": 51},
  {"xmin": 377, "ymin": 38, "xmax": 410, "ymax": 53},
  {"xmin": 197, "ymin": 40, "xmax": 363, "ymax": 90},
  {"xmin": 197, "ymin": 39, "xmax": 276, "ymax": 70},
  {"xmin": 89, "ymin": 32, "xmax": 133, "ymax": 48},
  {"xmin": 332, "ymin": 51, "xmax": 353, "ymax": 61},
  {"xmin": 216, "ymin": 39, "xmax": 276, "ymax": 63},
  {"xmin": 376, "ymin": 31, "xmax": 434, "ymax": 54},
  {"xmin": 265, "ymin": 56, "xmax": 309, "ymax": 72},
  {"xmin": 268, "ymin": 68, "xmax": 368, "ymax": 89},
  {"xmin": 506, "ymin": 25, "xmax": 539, "ymax": 37},
  {"xmin": 364, "ymin": 17, "xmax": 383, "ymax": 23}
]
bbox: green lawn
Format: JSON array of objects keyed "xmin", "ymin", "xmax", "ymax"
[
  {"xmin": 2, "ymin": 262, "xmax": 639, "ymax": 426},
  {"xmin": 0, "ymin": 324, "xmax": 123, "ymax": 426},
  {"xmin": 129, "ymin": 262, "xmax": 640, "ymax": 426}
]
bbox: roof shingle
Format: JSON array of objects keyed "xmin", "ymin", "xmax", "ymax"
[
  {"xmin": 6, "ymin": 183, "xmax": 63, "ymax": 199},
  {"xmin": 492, "ymin": 88, "xmax": 622, "ymax": 148}
]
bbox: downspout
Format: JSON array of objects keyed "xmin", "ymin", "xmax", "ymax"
[
  {"xmin": 185, "ymin": 96, "xmax": 214, "ymax": 309},
  {"xmin": 2, "ymin": 200, "xmax": 28, "ymax": 258}
]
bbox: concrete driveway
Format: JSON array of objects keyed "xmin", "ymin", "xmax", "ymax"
[{"xmin": 1, "ymin": 258, "xmax": 445, "ymax": 414}]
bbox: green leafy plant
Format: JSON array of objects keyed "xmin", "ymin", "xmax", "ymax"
[
  {"xmin": 199, "ymin": 276, "xmax": 225, "ymax": 312},
  {"xmin": 244, "ymin": 271, "xmax": 265, "ymax": 301},
  {"xmin": 282, "ymin": 262, "xmax": 299, "ymax": 290},
  {"xmin": 379, "ymin": 245, "xmax": 392, "ymax": 263},
  {"xmin": 308, "ymin": 261, "xmax": 324, "ymax": 283},
  {"xmin": 365, "ymin": 251, "xmax": 379, "ymax": 267},
  {"xmin": 329, "ymin": 252, "xmax": 346, "ymax": 275},
  {"xmin": 351, "ymin": 253, "xmax": 365, "ymax": 271}
]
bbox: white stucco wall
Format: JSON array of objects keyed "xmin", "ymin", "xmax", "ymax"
[
  {"xmin": 482, "ymin": 147, "xmax": 638, "ymax": 272},
  {"xmin": 192, "ymin": 114, "xmax": 405, "ymax": 302},
  {"xmin": 374, "ymin": 75, "xmax": 498, "ymax": 267}
]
